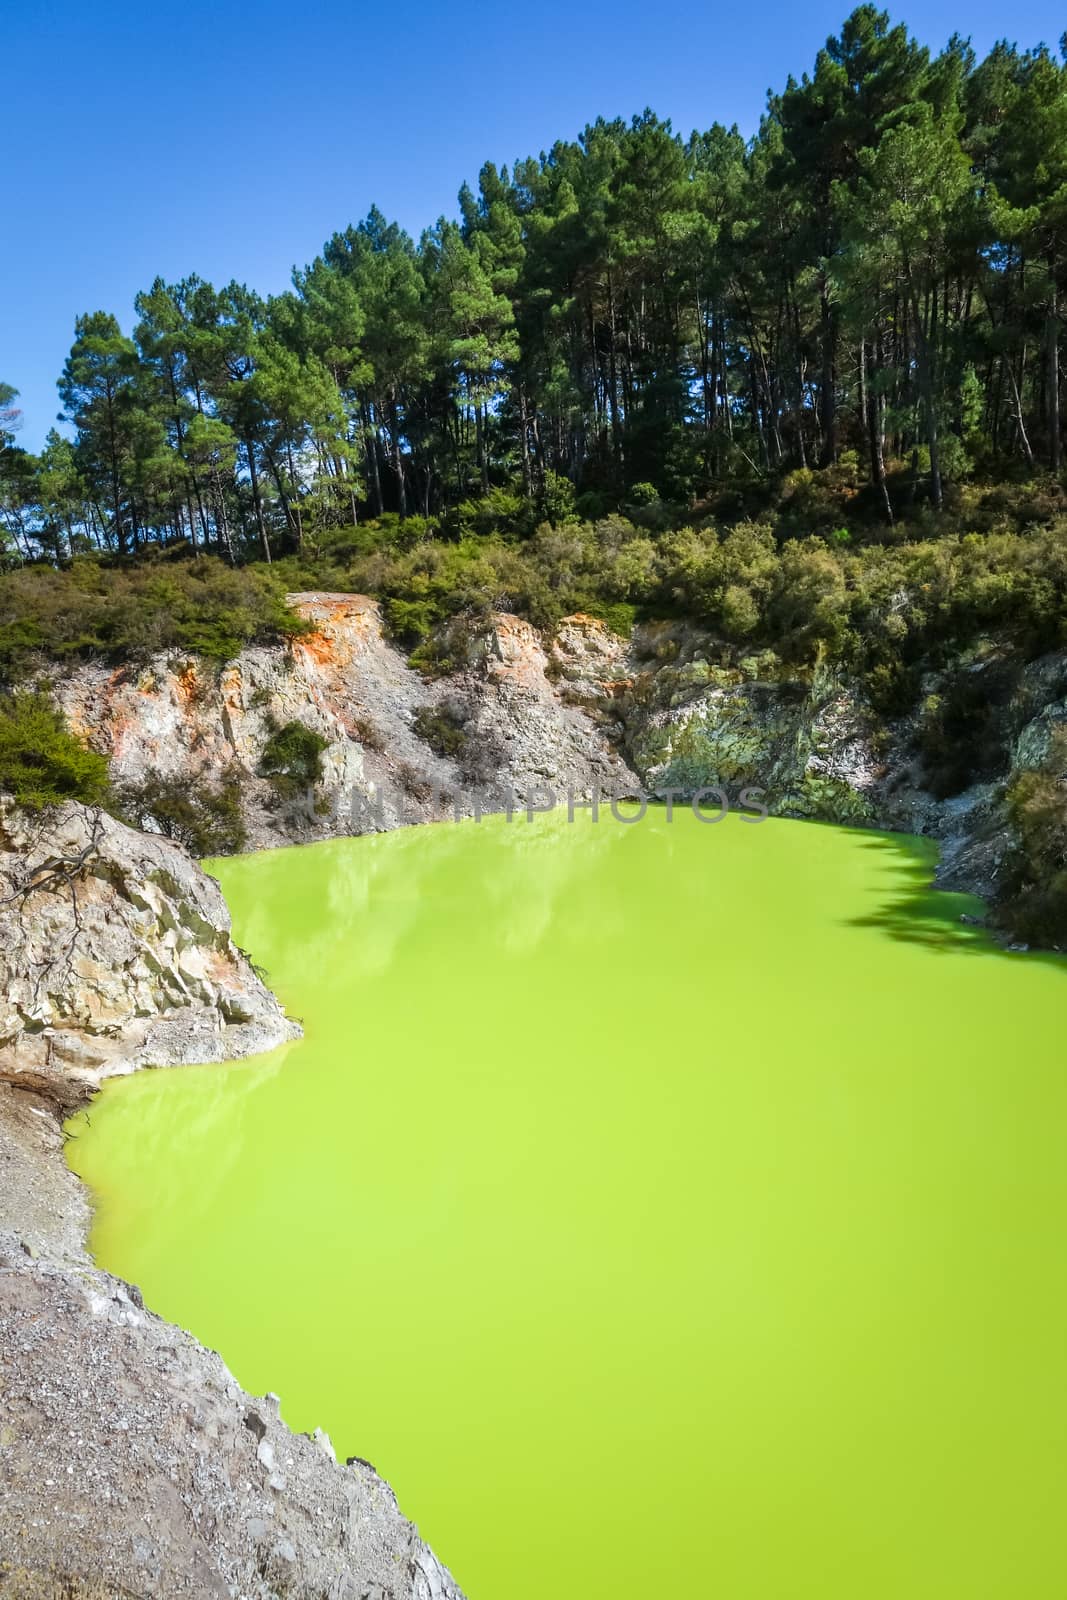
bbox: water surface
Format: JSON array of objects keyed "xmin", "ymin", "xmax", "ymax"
[{"xmin": 69, "ymin": 812, "xmax": 1067, "ymax": 1597}]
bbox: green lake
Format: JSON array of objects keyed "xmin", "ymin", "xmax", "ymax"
[{"xmin": 68, "ymin": 810, "xmax": 1067, "ymax": 1597}]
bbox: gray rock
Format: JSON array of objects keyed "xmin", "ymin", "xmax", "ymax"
[
  {"xmin": 0, "ymin": 800, "xmax": 300, "ymax": 1108},
  {"xmin": 0, "ymin": 798, "xmax": 463, "ymax": 1599},
  {"xmin": 0, "ymin": 1225, "xmax": 464, "ymax": 1599}
]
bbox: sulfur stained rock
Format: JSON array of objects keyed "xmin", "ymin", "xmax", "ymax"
[
  {"xmin": 45, "ymin": 590, "xmax": 1067, "ymax": 901},
  {"xmin": 55, "ymin": 595, "xmax": 635, "ymax": 839}
]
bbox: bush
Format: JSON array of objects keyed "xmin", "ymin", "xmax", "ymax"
[
  {"xmin": 452, "ymin": 487, "xmax": 531, "ymax": 540},
  {"xmin": 412, "ymin": 700, "xmax": 469, "ymax": 759},
  {"xmin": 862, "ymin": 658, "xmax": 921, "ymax": 718},
  {"xmin": 0, "ymin": 554, "xmax": 309, "ymax": 684},
  {"xmin": 574, "ymin": 600, "xmax": 638, "ymax": 638},
  {"xmin": 658, "ymin": 520, "xmax": 779, "ymax": 641},
  {"xmin": 767, "ymin": 540, "xmax": 850, "ymax": 660},
  {"xmin": 395, "ymin": 760, "xmax": 437, "ymax": 802},
  {"xmin": 0, "ymin": 692, "xmax": 110, "ymax": 809},
  {"xmin": 119, "ymin": 767, "xmax": 247, "ymax": 856},
  {"xmin": 351, "ymin": 716, "xmax": 386, "ymax": 753},
  {"xmin": 258, "ymin": 720, "xmax": 330, "ymax": 797},
  {"xmin": 383, "ymin": 595, "xmax": 442, "ymax": 646},
  {"xmin": 997, "ymin": 729, "xmax": 1067, "ymax": 947},
  {"xmin": 574, "ymin": 490, "xmax": 608, "ymax": 521},
  {"xmin": 539, "ymin": 471, "xmax": 577, "ymax": 527}
]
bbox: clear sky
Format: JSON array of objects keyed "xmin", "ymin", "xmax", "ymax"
[{"xmin": 4, "ymin": 0, "xmax": 1064, "ymax": 449}]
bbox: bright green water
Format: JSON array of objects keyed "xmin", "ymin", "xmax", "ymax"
[{"xmin": 68, "ymin": 812, "xmax": 1067, "ymax": 1597}]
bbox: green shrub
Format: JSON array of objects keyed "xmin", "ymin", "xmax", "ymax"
[
  {"xmin": 539, "ymin": 471, "xmax": 577, "ymax": 527},
  {"xmin": 384, "ymin": 595, "xmax": 441, "ymax": 646},
  {"xmin": 395, "ymin": 760, "xmax": 436, "ymax": 802},
  {"xmin": 452, "ymin": 487, "xmax": 530, "ymax": 540},
  {"xmin": 996, "ymin": 729, "xmax": 1067, "ymax": 947},
  {"xmin": 258, "ymin": 719, "xmax": 330, "ymax": 797},
  {"xmin": 574, "ymin": 600, "xmax": 638, "ymax": 638},
  {"xmin": 407, "ymin": 639, "xmax": 458, "ymax": 678},
  {"xmin": 574, "ymin": 490, "xmax": 608, "ymax": 521},
  {"xmin": 0, "ymin": 692, "xmax": 110, "ymax": 809},
  {"xmin": 119, "ymin": 767, "xmax": 247, "ymax": 856},
  {"xmin": 0, "ymin": 554, "xmax": 309, "ymax": 684},
  {"xmin": 862, "ymin": 658, "xmax": 921, "ymax": 718},
  {"xmin": 412, "ymin": 701, "xmax": 468, "ymax": 759},
  {"xmin": 767, "ymin": 540, "xmax": 850, "ymax": 660},
  {"xmin": 407, "ymin": 613, "xmax": 483, "ymax": 678}
]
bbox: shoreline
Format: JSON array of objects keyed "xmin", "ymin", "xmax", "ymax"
[
  {"xmin": 0, "ymin": 800, "xmax": 465, "ymax": 1599},
  {"xmin": 0, "ymin": 726, "xmax": 1057, "ymax": 1591},
  {"xmin": 0, "ymin": 1073, "xmax": 465, "ymax": 1599},
  {"xmin": 51, "ymin": 808, "xmax": 1066, "ymax": 1600}
]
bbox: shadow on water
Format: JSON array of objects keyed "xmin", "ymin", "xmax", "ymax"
[{"xmin": 845, "ymin": 830, "xmax": 1067, "ymax": 971}]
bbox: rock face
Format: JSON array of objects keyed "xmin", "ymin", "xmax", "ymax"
[
  {"xmin": 0, "ymin": 1237, "xmax": 462, "ymax": 1599},
  {"xmin": 0, "ymin": 804, "xmax": 463, "ymax": 1599},
  {"xmin": 0, "ymin": 801, "xmax": 299, "ymax": 1108},
  {"xmin": 59, "ymin": 596, "xmax": 840, "ymax": 842},
  {"xmin": 56, "ymin": 595, "xmax": 633, "ymax": 848},
  {"xmin": 610, "ymin": 629, "xmax": 885, "ymax": 826},
  {"xmin": 51, "ymin": 592, "xmax": 1067, "ymax": 910},
  {"xmin": 549, "ymin": 615, "xmax": 1067, "ymax": 904},
  {"xmin": 42, "ymin": 591, "xmax": 1067, "ymax": 912}
]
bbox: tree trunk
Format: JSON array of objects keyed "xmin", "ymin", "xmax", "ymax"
[
  {"xmin": 212, "ymin": 469, "xmax": 235, "ymax": 563},
  {"xmin": 864, "ymin": 336, "xmax": 893, "ymax": 523},
  {"xmin": 365, "ymin": 405, "xmax": 384, "ymax": 516},
  {"xmin": 245, "ymin": 438, "xmax": 271, "ymax": 562},
  {"xmin": 1048, "ymin": 257, "xmax": 1061, "ymax": 473},
  {"xmin": 391, "ymin": 400, "xmax": 407, "ymax": 518},
  {"xmin": 518, "ymin": 385, "xmax": 532, "ymax": 497},
  {"xmin": 475, "ymin": 401, "xmax": 488, "ymax": 494},
  {"xmin": 606, "ymin": 271, "xmax": 623, "ymax": 475},
  {"xmin": 286, "ymin": 440, "xmax": 303, "ymax": 547},
  {"xmin": 909, "ymin": 283, "xmax": 942, "ymax": 510},
  {"xmin": 818, "ymin": 282, "xmax": 837, "ymax": 467},
  {"xmin": 789, "ymin": 277, "xmax": 807, "ymax": 469},
  {"xmin": 266, "ymin": 449, "xmax": 298, "ymax": 544},
  {"xmin": 105, "ymin": 383, "xmax": 127, "ymax": 558},
  {"xmin": 1006, "ymin": 356, "xmax": 1035, "ymax": 467}
]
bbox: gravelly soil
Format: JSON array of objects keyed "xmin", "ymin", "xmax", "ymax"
[{"xmin": 0, "ymin": 1085, "xmax": 464, "ymax": 1599}]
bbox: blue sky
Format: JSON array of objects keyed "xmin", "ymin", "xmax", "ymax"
[{"xmin": 4, "ymin": 0, "xmax": 1064, "ymax": 449}]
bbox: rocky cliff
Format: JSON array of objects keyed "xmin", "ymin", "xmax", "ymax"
[
  {"xmin": 54, "ymin": 591, "xmax": 1067, "ymax": 911},
  {"xmin": 0, "ymin": 801, "xmax": 299, "ymax": 1108},
  {"xmin": 0, "ymin": 1205, "xmax": 464, "ymax": 1600},
  {"xmin": 0, "ymin": 801, "xmax": 463, "ymax": 1600},
  {"xmin": 55, "ymin": 594, "xmax": 632, "ymax": 849}
]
